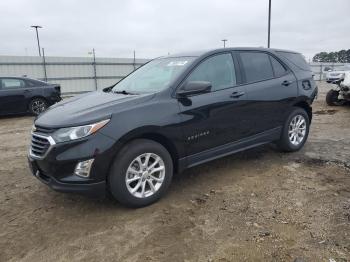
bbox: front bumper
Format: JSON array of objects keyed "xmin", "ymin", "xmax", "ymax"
[
  {"xmin": 28, "ymin": 131, "xmax": 117, "ymax": 197},
  {"xmin": 326, "ymin": 77, "xmax": 342, "ymax": 83},
  {"xmin": 28, "ymin": 157, "xmax": 106, "ymax": 197}
]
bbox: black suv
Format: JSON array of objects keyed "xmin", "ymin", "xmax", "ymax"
[
  {"xmin": 28, "ymin": 48, "xmax": 317, "ymax": 207},
  {"xmin": 0, "ymin": 77, "xmax": 61, "ymax": 115}
]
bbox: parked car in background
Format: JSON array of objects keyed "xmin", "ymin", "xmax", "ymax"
[
  {"xmin": 0, "ymin": 77, "xmax": 61, "ymax": 115},
  {"xmin": 325, "ymin": 65, "xmax": 350, "ymax": 83},
  {"xmin": 28, "ymin": 48, "xmax": 317, "ymax": 207},
  {"xmin": 326, "ymin": 71, "xmax": 350, "ymax": 106}
]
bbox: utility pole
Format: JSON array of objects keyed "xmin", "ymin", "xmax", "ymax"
[
  {"xmin": 42, "ymin": 48, "xmax": 47, "ymax": 82},
  {"xmin": 267, "ymin": 0, "xmax": 271, "ymax": 48},
  {"xmin": 92, "ymin": 48, "xmax": 98, "ymax": 90},
  {"xmin": 221, "ymin": 39, "xmax": 228, "ymax": 48},
  {"xmin": 31, "ymin": 25, "xmax": 42, "ymax": 56},
  {"xmin": 133, "ymin": 50, "xmax": 136, "ymax": 71}
]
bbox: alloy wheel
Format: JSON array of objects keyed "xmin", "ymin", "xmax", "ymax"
[
  {"xmin": 31, "ymin": 99, "xmax": 46, "ymax": 115},
  {"xmin": 125, "ymin": 153, "xmax": 165, "ymax": 198},
  {"xmin": 288, "ymin": 114, "xmax": 307, "ymax": 146}
]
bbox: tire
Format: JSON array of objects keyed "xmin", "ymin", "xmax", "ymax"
[
  {"xmin": 108, "ymin": 139, "xmax": 173, "ymax": 208},
  {"xmin": 326, "ymin": 89, "xmax": 340, "ymax": 106},
  {"xmin": 29, "ymin": 97, "xmax": 48, "ymax": 115},
  {"xmin": 277, "ymin": 108, "xmax": 310, "ymax": 152}
]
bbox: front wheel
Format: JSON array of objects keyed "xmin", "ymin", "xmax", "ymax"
[
  {"xmin": 108, "ymin": 139, "xmax": 173, "ymax": 208},
  {"xmin": 277, "ymin": 108, "xmax": 310, "ymax": 152},
  {"xmin": 29, "ymin": 98, "xmax": 48, "ymax": 115}
]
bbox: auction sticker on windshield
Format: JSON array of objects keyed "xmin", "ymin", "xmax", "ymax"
[{"xmin": 167, "ymin": 61, "xmax": 188, "ymax": 66}]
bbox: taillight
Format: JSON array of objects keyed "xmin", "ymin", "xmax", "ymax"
[{"xmin": 302, "ymin": 80, "xmax": 311, "ymax": 90}]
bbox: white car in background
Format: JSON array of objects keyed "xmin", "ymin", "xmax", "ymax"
[
  {"xmin": 326, "ymin": 71, "xmax": 350, "ymax": 106},
  {"xmin": 326, "ymin": 65, "xmax": 350, "ymax": 83}
]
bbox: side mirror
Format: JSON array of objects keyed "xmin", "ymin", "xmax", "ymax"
[
  {"xmin": 103, "ymin": 86, "xmax": 113, "ymax": 93},
  {"xmin": 177, "ymin": 81, "xmax": 212, "ymax": 97}
]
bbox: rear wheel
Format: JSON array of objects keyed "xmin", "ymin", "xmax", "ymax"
[
  {"xmin": 108, "ymin": 139, "xmax": 173, "ymax": 208},
  {"xmin": 277, "ymin": 108, "xmax": 310, "ymax": 152},
  {"xmin": 326, "ymin": 89, "xmax": 341, "ymax": 106},
  {"xmin": 29, "ymin": 98, "xmax": 48, "ymax": 115}
]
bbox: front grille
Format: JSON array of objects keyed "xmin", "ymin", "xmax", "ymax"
[{"xmin": 31, "ymin": 133, "xmax": 51, "ymax": 157}]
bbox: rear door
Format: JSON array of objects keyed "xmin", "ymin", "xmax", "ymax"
[
  {"xmin": 238, "ymin": 51, "xmax": 298, "ymax": 134},
  {"xmin": 0, "ymin": 78, "xmax": 28, "ymax": 114}
]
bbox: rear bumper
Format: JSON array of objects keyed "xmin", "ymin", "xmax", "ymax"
[{"xmin": 48, "ymin": 95, "xmax": 62, "ymax": 105}]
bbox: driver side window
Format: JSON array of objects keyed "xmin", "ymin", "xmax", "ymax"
[{"xmin": 186, "ymin": 53, "xmax": 236, "ymax": 91}]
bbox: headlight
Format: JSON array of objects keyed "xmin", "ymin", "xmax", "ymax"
[{"xmin": 52, "ymin": 119, "xmax": 110, "ymax": 143}]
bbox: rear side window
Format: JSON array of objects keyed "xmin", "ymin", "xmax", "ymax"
[
  {"xmin": 269, "ymin": 56, "xmax": 287, "ymax": 77},
  {"xmin": 186, "ymin": 53, "xmax": 236, "ymax": 91},
  {"xmin": 277, "ymin": 51, "xmax": 310, "ymax": 71},
  {"xmin": 240, "ymin": 52, "xmax": 274, "ymax": 83}
]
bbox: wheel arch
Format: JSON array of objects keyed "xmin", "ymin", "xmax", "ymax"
[
  {"xmin": 138, "ymin": 133, "xmax": 179, "ymax": 173},
  {"xmin": 293, "ymin": 100, "xmax": 312, "ymax": 123},
  {"xmin": 111, "ymin": 127, "xmax": 181, "ymax": 174}
]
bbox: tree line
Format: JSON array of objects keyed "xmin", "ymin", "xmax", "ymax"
[{"xmin": 312, "ymin": 49, "xmax": 350, "ymax": 63}]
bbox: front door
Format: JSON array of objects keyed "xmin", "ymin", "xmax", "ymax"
[{"xmin": 177, "ymin": 53, "xmax": 251, "ymax": 157}]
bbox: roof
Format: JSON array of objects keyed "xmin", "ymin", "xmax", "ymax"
[{"xmin": 168, "ymin": 47, "xmax": 299, "ymax": 58}]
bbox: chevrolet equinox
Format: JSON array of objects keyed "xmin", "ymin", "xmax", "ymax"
[{"xmin": 28, "ymin": 48, "xmax": 318, "ymax": 207}]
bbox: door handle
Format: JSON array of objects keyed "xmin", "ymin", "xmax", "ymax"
[
  {"xmin": 281, "ymin": 80, "xmax": 292, "ymax": 86},
  {"xmin": 230, "ymin": 91, "xmax": 245, "ymax": 98}
]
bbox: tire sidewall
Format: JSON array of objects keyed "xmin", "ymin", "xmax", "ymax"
[
  {"xmin": 326, "ymin": 89, "xmax": 339, "ymax": 106},
  {"xmin": 108, "ymin": 139, "xmax": 173, "ymax": 207},
  {"xmin": 281, "ymin": 108, "xmax": 310, "ymax": 151}
]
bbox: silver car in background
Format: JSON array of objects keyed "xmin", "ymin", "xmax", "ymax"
[{"xmin": 325, "ymin": 65, "xmax": 350, "ymax": 83}]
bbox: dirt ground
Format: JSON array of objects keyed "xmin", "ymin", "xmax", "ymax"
[{"xmin": 0, "ymin": 82, "xmax": 349, "ymax": 262}]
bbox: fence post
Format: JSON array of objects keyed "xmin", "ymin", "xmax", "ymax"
[
  {"xmin": 319, "ymin": 63, "xmax": 323, "ymax": 81},
  {"xmin": 133, "ymin": 50, "xmax": 136, "ymax": 71},
  {"xmin": 92, "ymin": 48, "xmax": 98, "ymax": 90},
  {"xmin": 42, "ymin": 48, "xmax": 48, "ymax": 82}
]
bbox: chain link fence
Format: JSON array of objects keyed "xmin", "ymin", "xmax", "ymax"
[
  {"xmin": 1, "ymin": 55, "xmax": 349, "ymax": 94},
  {"xmin": 0, "ymin": 55, "xmax": 149, "ymax": 94}
]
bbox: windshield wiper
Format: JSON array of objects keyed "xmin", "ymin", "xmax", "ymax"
[{"xmin": 112, "ymin": 90, "xmax": 139, "ymax": 95}]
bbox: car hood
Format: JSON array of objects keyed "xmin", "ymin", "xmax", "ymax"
[{"xmin": 35, "ymin": 91, "xmax": 155, "ymax": 128}]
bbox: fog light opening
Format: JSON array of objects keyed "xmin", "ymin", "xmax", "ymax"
[{"xmin": 74, "ymin": 159, "xmax": 94, "ymax": 178}]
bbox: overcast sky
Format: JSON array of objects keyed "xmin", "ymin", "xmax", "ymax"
[{"xmin": 0, "ymin": 0, "xmax": 349, "ymax": 60}]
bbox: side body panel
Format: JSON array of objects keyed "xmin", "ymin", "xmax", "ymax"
[{"xmin": 177, "ymin": 86, "xmax": 251, "ymax": 157}]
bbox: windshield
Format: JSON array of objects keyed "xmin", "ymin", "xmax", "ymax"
[{"xmin": 112, "ymin": 57, "xmax": 195, "ymax": 94}]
